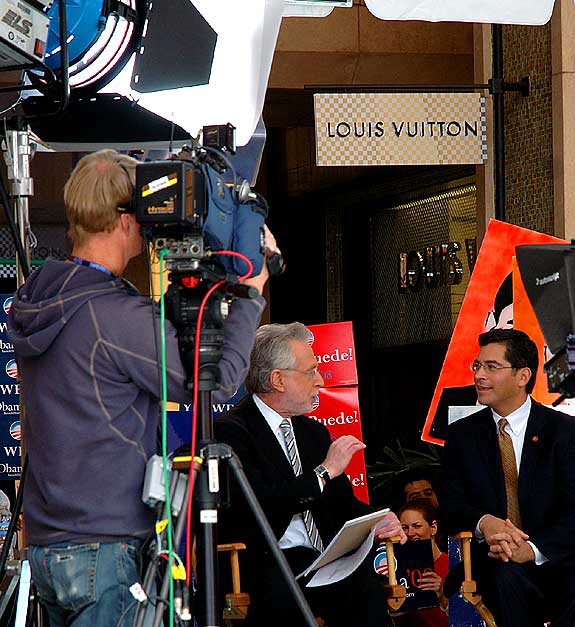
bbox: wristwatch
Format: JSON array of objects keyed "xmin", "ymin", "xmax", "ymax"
[{"xmin": 314, "ymin": 465, "xmax": 331, "ymax": 483}]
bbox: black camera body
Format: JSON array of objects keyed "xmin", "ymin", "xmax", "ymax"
[
  {"xmin": 136, "ymin": 160, "xmax": 206, "ymax": 229},
  {"xmin": 135, "ymin": 154, "xmax": 267, "ymax": 278}
]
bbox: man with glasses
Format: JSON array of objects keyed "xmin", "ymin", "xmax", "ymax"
[
  {"xmin": 215, "ymin": 322, "xmax": 404, "ymax": 627},
  {"xmin": 442, "ymin": 328, "xmax": 575, "ymax": 627}
]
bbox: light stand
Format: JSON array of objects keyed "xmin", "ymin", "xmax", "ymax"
[
  {"xmin": 3, "ymin": 128, "xmax": 33, "ymax": 286},
  {"xmin": 0, "ymin": 123, "xmax": 36, "ymax": 625},
  {"xmin": 0, "ymin": 0, "xmax": 72, "ymax": 597}
]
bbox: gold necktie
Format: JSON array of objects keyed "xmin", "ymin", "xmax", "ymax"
[{"xmin": 498, "ymin": 418, "xmax": 522, "ymax": 528}]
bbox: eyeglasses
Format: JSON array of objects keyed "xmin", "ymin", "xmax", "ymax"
[
  {"xmin": 470, "ymin": 360, "xmax": 516, "ymax": 373},
  {"xmin": 280, "ymin": 367, "xmax": 320, "ymax": 378}
]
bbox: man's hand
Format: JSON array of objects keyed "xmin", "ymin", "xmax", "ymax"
[
  {"xmin": 480, "ymin": 515, "xmax": 529, "ymax": 562},
  {"xmin": 373, "ymin": 512, "xmax": 407, "ymax": 544},
  {"xmin": 242, "ymin": 261, "xmax": 268, "ymax": 296},
  {"xmin": 322, "ymin": 435, "xmax": 365, "ymax": 479},
  {"xmin": 242, "ymin": 225, "xmax": 280, "ymax": 295},
  {"xmin": 488, "ymin": 539, "xmax": 535, "ymax": 563},
  {"xmin": 262, "ymin": 225, "xmax": 279, "ymax": 257}
]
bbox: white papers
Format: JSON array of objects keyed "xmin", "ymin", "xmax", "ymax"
[
  {"xmin": 298, "ymin": 508, "xmax": 390, "ymax": 584},
  {"xmin": 307, "ymin": 525, "xmax": 376, "ymax": 587}
]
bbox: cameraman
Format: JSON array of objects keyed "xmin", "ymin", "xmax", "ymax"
[{"xmin": 7, "ymin": 149, "xmax": 270, "ymax": 626}]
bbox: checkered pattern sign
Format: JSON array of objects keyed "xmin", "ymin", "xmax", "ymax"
[
  {"xmin": 314, "ymin": 92, "xmax": 488, "ymax": 166},
  {"xmin": 0, "ymin": 226, "xmax": 68, "ymax": 278}
]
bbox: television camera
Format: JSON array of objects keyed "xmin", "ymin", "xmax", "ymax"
[
  {"xmin": 516, "ymin": 241, "xmax": 575, "ymax": 403},
  {"xmin": 131, "ymin": 126, "xmax": 282, "ymax": 386},
  {"xmin": 134, "ymin": 141, "xmax": 270, "ymax": 278}
]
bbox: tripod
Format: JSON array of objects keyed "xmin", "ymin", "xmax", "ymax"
[{"xmin": 134, "ymin": 269, "xmax": 317, "ymax": 627}]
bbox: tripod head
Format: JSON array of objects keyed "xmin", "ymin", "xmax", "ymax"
[{"xmin": 163, "ymin": 258, "xmax": 259, "ymax": 394}]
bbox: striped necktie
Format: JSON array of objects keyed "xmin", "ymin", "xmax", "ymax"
[
  {"xmin": 279, "ymin": 419, "xmax": 324, "ymax": 553},
  {"xmin": 497, "ymin": 418, "xmax": 522, "ymax": 527}
]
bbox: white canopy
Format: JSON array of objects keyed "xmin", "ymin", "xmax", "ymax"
[
  {"xmin": 363, "ymin": 0, "xmax": 555, "ymax": 26},
  {"xmin": 103, "ymin": 0, "xmax": 284, "ymax": 147}
]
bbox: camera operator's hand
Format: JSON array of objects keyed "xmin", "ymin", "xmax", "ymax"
[
  {"xmin": 243, "ymin": 261, "xmax": 268, "ymax": 296},
  {"xmin": 242, "ymin": 225, "xmax": 279, "ymax": 295},
  {"xmin": 263, "ymin": 225, "xmax": 280, "ymax": 257},
  {"xmin": 263, "ymin": 224, "xmax": 285, "ymax": 277}
]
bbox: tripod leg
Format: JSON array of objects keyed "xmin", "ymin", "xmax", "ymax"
[
  {"xmin": 227, "ymin": 453, "xmax": 317, "ymax": 627},
  {"xmin": 0, "ymin": 575, "xmax": 19, "ymax": 619},
  {"xmin": 25, "ymin": 582, "xmax": 41, "ymax": 627},
  {"xmin": 133, "ymin": 545, "xmax": 159, "ymax": 627},
  {"xmin": 14, "ymin": 560, "xmax": 31, "ymax": 627},
  {"xmin": 197, "ymin": 514, "xmax": 218, "ymax": 626},
  {"xmin": 152, "ymin": 472, "xmax": 191, "ymax": 627}
]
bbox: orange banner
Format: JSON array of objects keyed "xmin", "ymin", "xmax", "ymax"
[{"xmin": 422, "ymin": 219, "xmax": 564, "ymax": 445}]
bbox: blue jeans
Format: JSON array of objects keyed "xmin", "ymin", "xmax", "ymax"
[{"xmin": 28, "ymin": 539, "xmax": 143, "ymax": 627}]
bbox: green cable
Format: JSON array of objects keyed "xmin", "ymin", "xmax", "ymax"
[{"xmin": 158, "ymin": 249, "xmax": 175, "ymax": 626}]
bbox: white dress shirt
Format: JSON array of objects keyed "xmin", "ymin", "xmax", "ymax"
[
  {"xmin": 253, "ymin": 394, "xmax": 323, "ymax": 550},
  {"xmin": 475, "ymin": 396, "xmax": 547, "ymax": 564}
]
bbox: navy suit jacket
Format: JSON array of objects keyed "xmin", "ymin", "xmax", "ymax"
[
  {"xmin": 442, "ymin": 400, "xmax": 575, "ymax": 564},
  {"xmin": 214, "ymin": 396, "xmax": 373, "ymax": 560}
]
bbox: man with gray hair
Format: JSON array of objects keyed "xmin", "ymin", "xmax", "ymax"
[{"xmin": 215, "ymin": 322, "xmax": 403, "ymax": 627}]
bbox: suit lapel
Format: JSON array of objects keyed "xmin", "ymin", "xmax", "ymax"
[
  {"xmin": 240, "ymin": 396, "xmax": 295, "ymax": 479},
  {"xmin": 518, "ymin": 401, "xmax": 547, "ymax": 513},
  {"xmin": 292, "ymin": 416, "xmax": 316, "ymax": 472}
]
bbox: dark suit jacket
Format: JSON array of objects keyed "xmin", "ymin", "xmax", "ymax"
[
  {"xmin": 214, "ymin": 396, "xmax": 373, "ymax": 561},
  {"xmin": 442, "ymin": 400, "xmax": 575, "ymax": 564}
]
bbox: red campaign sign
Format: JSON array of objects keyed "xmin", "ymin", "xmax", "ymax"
[
  {"xmin": 306, "ymin": 386, "xmax": 369, "ymax": 504},
  {"xmin": 306, "ymin": 322, "xmax": 358, "ymax": 387}
]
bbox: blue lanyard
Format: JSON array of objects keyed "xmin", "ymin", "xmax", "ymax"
[{"xmin": 68, "ymin": 256, "xmax": 116, "ymax": 278}]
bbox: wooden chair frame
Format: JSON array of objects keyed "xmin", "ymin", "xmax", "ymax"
[
  {"xmin": 218, "ymin": 543, "xmax": 250, "ymax": 624},
  {"xmin": 453, "ymin": 532, "xmax": 497, "ymax": 627}
]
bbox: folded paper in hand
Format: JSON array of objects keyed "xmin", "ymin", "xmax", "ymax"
[{"xmin": 298, "ymin": 508, "xmax": 390, "ymax": 584}]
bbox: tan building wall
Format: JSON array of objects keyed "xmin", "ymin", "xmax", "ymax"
[
  {"xmin": 552, "ymin": 0, "xmax": 575, "ymax": 240},
  {"xmin": 503, "ymin": 23, "xmax": 554, "ymax": 234},
  {"xmin": 271, "ymin": 5, "xmax": 575, "ymax": 245}
]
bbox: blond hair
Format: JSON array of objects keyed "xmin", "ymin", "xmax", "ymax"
[{"xmin": 64, "ymin": 150, "xmax": 138, "ymax": 246}]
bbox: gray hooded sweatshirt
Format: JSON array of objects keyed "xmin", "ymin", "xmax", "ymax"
[{"xmin": 8, "ymin": 259, "xmax": 264, "ymax": 545}]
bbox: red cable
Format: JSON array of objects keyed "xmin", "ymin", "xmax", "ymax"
[
  {"xmin": 185, "ymin": 250, "xmax": 256, "ymax": 586},
  {"xmin": 213, "ymin": 250, "xmax": 254, "ymax": 280},
  {"xmin": 185, "ymin": 279, "xmax": 224, "ymax": 585}
]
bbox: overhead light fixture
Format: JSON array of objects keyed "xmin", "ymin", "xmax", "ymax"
[
  {"xmin": 27, "ymin": 0, "xmax": 556, "ymax": 154},
  {"xmin": 24, "ymin": 0, "xmax": 283, "ymax": 152},
  {"xmin": 42, "ymin": 0, "xmax": 143, "ymax": 92},
  {"xmin": 103, "ymin": 0, "xmax": 284, "ymax": 146}
]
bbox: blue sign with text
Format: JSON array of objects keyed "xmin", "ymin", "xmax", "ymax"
[{"xmin": 0, "ymin": 295, "xmax": 20, "ymax": 479}]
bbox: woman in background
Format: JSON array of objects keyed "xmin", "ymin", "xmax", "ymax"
[{"xmin": 394, "ymin": 498, "xmax": 448, "ymax": 627}]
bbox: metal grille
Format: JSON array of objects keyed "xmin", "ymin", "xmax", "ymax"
[
  {"xmin": 325, "ymin": 204, "xmax": 344, "ymax": 322},
  {"xmin": 371, "ymin": 181, "xmax": 476, "ymax": 348}
]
